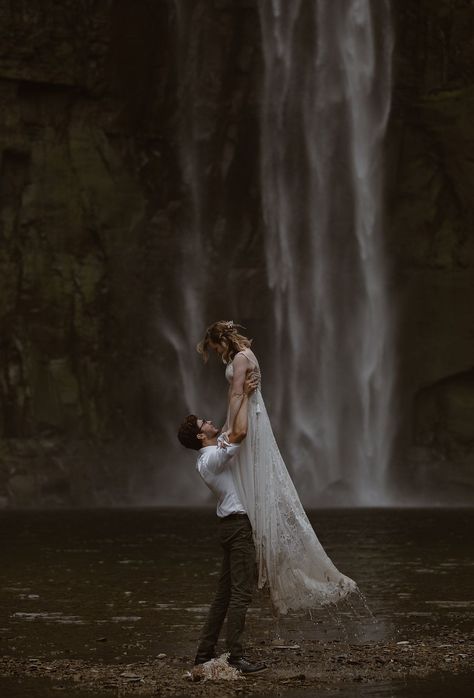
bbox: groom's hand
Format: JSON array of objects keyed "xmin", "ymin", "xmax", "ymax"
[{"xmin": 244, "ymin": 372, "xmax": 259, "ymax": 396}]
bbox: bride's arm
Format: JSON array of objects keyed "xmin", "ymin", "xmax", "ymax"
[{"xmin": 224, "ymin": 353, "xmax": 249, "ymax": 435}]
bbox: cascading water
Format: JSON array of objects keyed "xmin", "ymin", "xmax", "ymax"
[
  {"xmin": 163, "ymin": 1, "xmax": 209, "ymax": 416},
  {"xmin": 157, "ymin": 1, "xmax": 213, "ymax": 504},
  {"xmin": 258, "ymin": 0, "xmax": 395, "ymax": 504}
]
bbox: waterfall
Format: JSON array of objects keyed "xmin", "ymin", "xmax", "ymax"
[
  {"xmin": 258, "ymin": 0, "xmax": 394, "ymax": 504},
  {"xmin": 163, "ymin": 0, "xmax": 209, "ymax": 417},
  {"xmin": 156, "ymin": 1, "xmax": 214, "ymax": 505}
]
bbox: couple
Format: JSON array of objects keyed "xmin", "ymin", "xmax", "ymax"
[{"xmin": 177, "ymin": 320, "xmax": 357, "ymax": 672}]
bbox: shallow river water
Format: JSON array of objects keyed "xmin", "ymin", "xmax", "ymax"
[{"xmin": 0, "ymin": 507, "xmax": 473, "ymax": 696}]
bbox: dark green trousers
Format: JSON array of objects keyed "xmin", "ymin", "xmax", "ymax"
[{"xmin": 196, "ymin": 513, "xmax": 255, "ymax": 661}]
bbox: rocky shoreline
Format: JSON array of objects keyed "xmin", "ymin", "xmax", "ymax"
[{"xmin": 1, "ymin": 630, "xmax": 472, "ymax": 696}]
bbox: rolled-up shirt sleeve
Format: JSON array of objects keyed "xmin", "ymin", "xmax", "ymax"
[{"xmin": 205, "ymin": 441, "xmax": 241, "ymax": 474}]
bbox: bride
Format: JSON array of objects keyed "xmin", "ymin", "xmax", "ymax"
[{"xmin": 197, "ymin": 320, "xmax": 357, "ymax": 615}]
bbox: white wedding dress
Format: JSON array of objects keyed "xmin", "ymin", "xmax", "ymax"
[{"xmin": 226, "ymin": 349, "xmax": 357, "ymax": 614}]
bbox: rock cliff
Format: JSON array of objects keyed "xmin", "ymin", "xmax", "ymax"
[
  {"xmin": 389, "ymin": 0, "xmax": 474, "ymax": 500},
  {"xmin": 0, "ymin": 0, "xmax": 472, "ymax": 506}
]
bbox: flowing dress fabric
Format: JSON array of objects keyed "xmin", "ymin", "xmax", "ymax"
[{"xmin": 226, "ymin": 352, "xmax": 357, "ymax": 614}]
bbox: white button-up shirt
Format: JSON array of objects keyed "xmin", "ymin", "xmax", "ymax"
[{"xmin": 196, "ymin": 436, "xmax": 246, "ymax": 518}]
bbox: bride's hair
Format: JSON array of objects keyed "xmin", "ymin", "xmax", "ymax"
[{"xmin": 197, "ymin": 320, "xmax": 252, "ymax": 364}]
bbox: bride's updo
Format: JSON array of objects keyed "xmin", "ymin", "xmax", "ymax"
[{"xmin": 197, "ymin": 320, "xmax": 252, "ymax": 364}]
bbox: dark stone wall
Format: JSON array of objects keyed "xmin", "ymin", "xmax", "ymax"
[
  {"xmin": 389, "ymin": 0, "xmax": 474, "ymax": 498},
  {"xmin": 0, "ymin": 0, "xmax": 472, "ymax": 506},
  {"xmin": 0, "ymin": 0, "xmax": 263, "ymax": 506},
  {"xmin": 0, "ymin": 0, "xmax": 179, "ymax": 504}
]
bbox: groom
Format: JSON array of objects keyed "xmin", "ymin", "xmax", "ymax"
[{"xmin": 177, "ymin": 374, "xmax": 266, "ymax": 674}]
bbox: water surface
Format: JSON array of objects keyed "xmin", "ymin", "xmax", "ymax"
[{"xmin": 1, "ymin": 508, "xmax": 473, "ymax": 694}]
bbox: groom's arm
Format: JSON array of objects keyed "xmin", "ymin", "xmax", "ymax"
[
  {"xmin": 227, "ymin": 374, "xmax": 258, "ymax": 444},
  {"xmin": 205, "ymin": 410, "xmax": 247, "ymax": 473},
  {"xmin": 227, "ymin": 394, "xmax": 249, "ymax": 444},
  {"xmin": 204, "ymin": 394, "xmax": 249, "ymax": 474},
  {"xmin": 204, "ymin": 376, "xmax": 258, "ymax": 474},
  {"xmin": 225, "ymin": 353, "xmax": 248, "ymax": 436}
]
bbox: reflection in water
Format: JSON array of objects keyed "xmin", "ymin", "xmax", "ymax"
[
  {"xmin": 286, "ymin": 671, "xmax": 474, "ymax": 698},
  {"xmin": 0, "ymin": 508, "xmax": 473, "ymax": 695}
]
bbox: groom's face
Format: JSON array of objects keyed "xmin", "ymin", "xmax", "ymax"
[{"xmin": 197, "ymin": 418, "xmax": 219, "ymax": 440}]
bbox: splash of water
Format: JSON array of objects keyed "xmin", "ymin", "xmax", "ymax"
[{"xmin": 258, "ymin": 0, "xmax": 394, "ymax": 504}]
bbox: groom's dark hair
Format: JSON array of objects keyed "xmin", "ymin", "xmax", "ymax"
[{"xmin": 177, "ymin": 415, "xmax": 202, "ymax": 451}]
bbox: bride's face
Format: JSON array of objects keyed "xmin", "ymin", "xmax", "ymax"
[{"xmin": 208, "ymin": 339, "xmax": 225, "ymax": 356}]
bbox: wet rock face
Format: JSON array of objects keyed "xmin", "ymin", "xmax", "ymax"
[
  {"xmin": 0, "ymin": 0, "xmax": 473, "ymax": 505},
  {"xmin": 0, "ymin": 0, "xmax": 262, "ymax": 506},
  {"xmin": 389, "ymin": 0, "xmax": 474, "ymax": 489},
  {"xmin": 0, "ymin": 0, "xmax": 178, "ymax": 504},
  {"xmin": 409, "ymin": 369, "xmax": 474, "ymax": 501}
]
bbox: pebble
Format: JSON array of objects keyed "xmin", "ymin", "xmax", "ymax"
[{"xmin": 120, "ymin": 671, "xmax": 143, "ymax": 682}]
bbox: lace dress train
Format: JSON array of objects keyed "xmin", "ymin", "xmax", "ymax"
[{"xmin": 226, "ymin": 353, "xmax": 357, "ymax": 614}]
